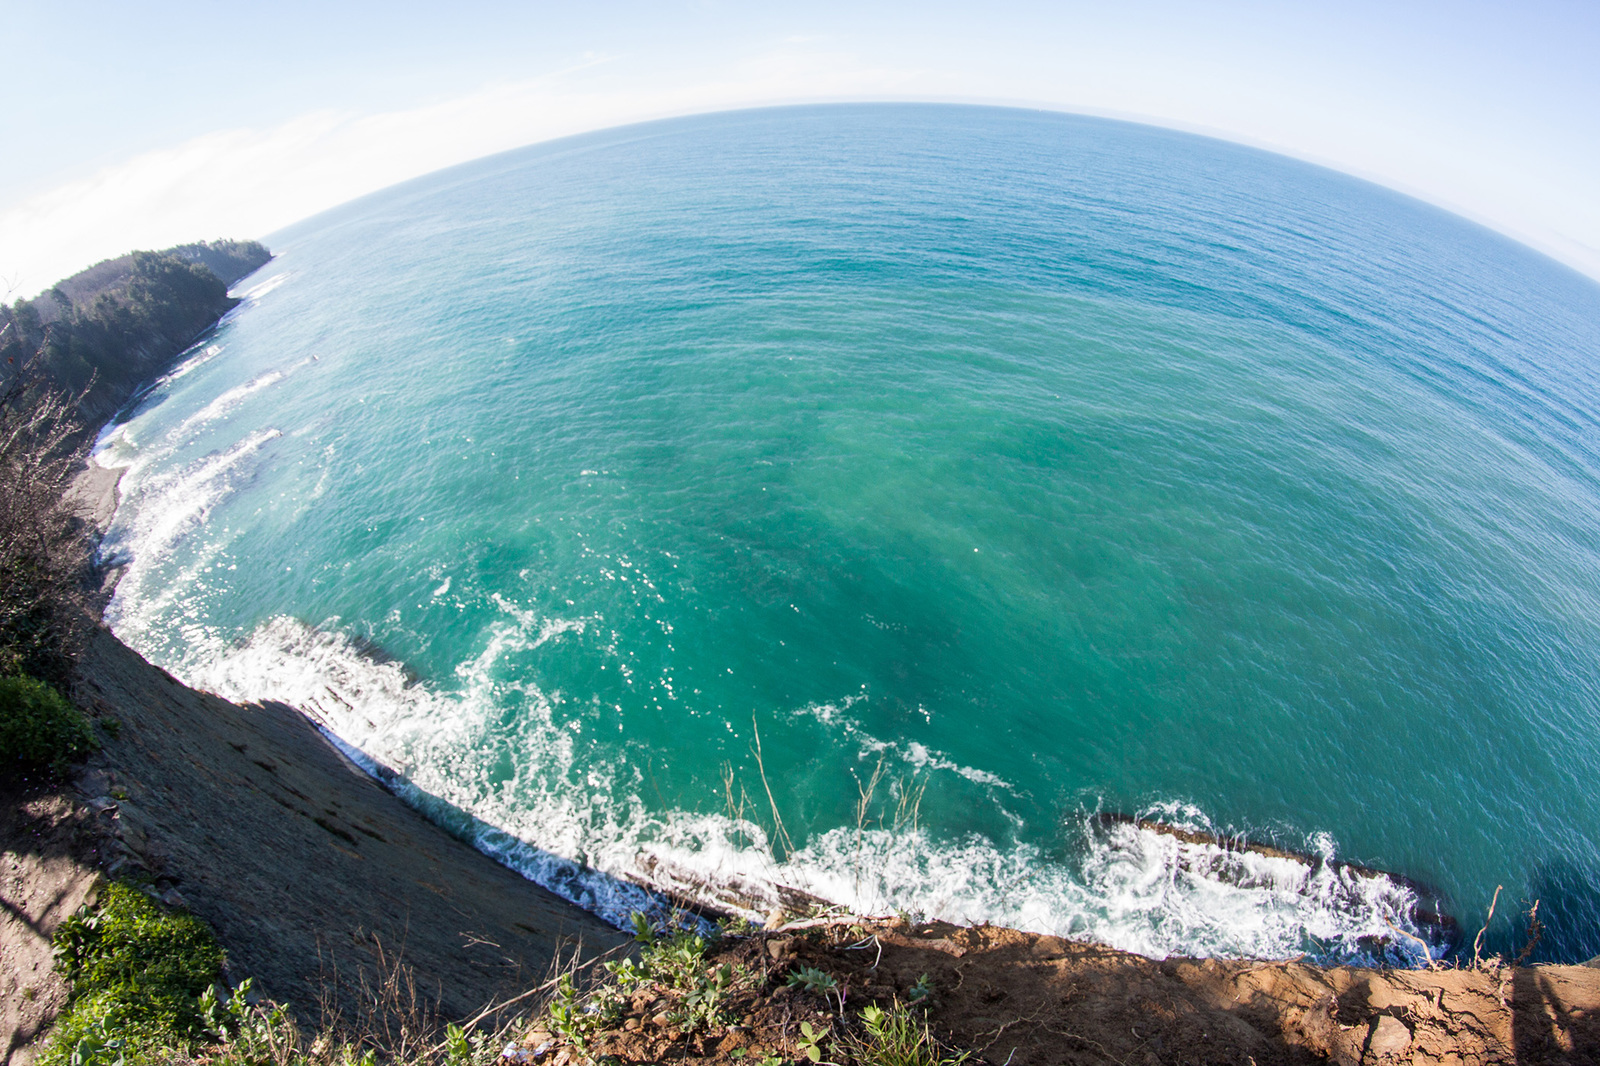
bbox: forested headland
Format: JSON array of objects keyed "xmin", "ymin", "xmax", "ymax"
[
  {"xmin": 0, "ymin": 240, "xmax": 270, "ymax": 688},
  {"xmin": 0, "ymin": 240, "xmax": 272, "ymax": 437}
]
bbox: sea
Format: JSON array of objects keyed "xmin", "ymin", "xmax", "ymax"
[{"xmin": 91, "ymin": 105, "xmax": 1600, "ymax": 965}]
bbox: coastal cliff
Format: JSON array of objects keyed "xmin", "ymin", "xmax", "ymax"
[
  {"xmin": 9, "ymin": 640, "xmax": 1600, "ymax": 1065},
  {"xmin": 4, "ymin": 245, "xmax": 1600, "ymax": 1064},
  {"xmin": 0, "ymin": 240, "xmax": 271, "ymax": 437},
  {"xmin": 2, "ymin": 241, "xmax": 629, "ymax": 1062}
]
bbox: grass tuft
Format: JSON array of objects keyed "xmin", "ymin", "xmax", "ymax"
[{"xmin": 846, "ymin": 1002, "xmax": 969, "ymax": 1066}]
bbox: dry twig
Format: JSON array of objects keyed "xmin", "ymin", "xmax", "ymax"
[
  {"xmin": 1472, "ymin": 884, "xmax": 1502, "ymax": 966},
  {"xmin": 751, "ymin": 715, "xmax": 795, "ymax": 860}
]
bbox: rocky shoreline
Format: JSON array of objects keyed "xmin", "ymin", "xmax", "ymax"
[
  {"xmin": 2, "ymin": 623, "xmax": 628, "ymax": 1063},
  {"xmin": 5, "ymin": 247, "xmax": 1600, "ymax": 1063},
  {"xmin": 4, "ymin": 595, "xmax": 1597, "ymax": 1064}
]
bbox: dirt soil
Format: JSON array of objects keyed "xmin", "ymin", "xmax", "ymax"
[
  {"xmin": 8, "ymin": 463, "xmax": 1599, "ymax": 1064},
  {"xmin": 0, "ymin": 789, "xmax": 106, "ymax": 1066},
  {"xmin": 527, "ymin": 921, "xmax": 1600, "ymax": 1066},
  {"xmin": 1, "ymin": 626, "xmax": 627, "ymax": 1055}
]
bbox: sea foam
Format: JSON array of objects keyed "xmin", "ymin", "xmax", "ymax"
[{"xmin": 107, "ymin": 601, "xmax": 1443, "ymax": 965}]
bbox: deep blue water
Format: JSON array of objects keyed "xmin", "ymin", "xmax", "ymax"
[{"xmin": 96, "ymin": 105, "xmax": 1600, "ymax": 963}]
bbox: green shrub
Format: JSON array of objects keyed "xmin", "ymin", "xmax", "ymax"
[
  {"xmin": 0, "ymin": 674, "xmax": 95, "ymax": 778},
  {"xmin": 45, "ymin": 882, "xmax": 226, "ymax": 1064}
]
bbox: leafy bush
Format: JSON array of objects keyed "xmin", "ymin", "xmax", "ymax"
[
  {"xmin": 0, "ymin": 673, "xmax": 95, "ymax": 778},
  {"xmin": 45, "ymin": 882, "xmax": 226, "ymax": 1063}
]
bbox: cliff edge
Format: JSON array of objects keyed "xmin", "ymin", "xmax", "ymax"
[{"xmin": 2, "ymin": 626, "xmax": 628, "ymax": 1063}]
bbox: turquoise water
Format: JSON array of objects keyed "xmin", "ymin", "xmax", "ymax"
[{"xmin": 96, "ymin": 105, "xmax": 1600, "ymax": 963}]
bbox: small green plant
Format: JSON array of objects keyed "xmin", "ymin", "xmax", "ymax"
[
  {"xmin": 731, "ymin": 1053, "xmax": 784, "ymax": 1066},
  {"xmin": 601, "ymin": 955, "xmax": 648, "ymax": 991},
  {"xmin": 0, "ymin": 674, "xmax": 95, "ymax": 778},
  {"xmin": 669, "ymin": 962, "xmax": 738, "ymax": 1031},
  {"xmin": 630, "ymin": 912, "xmax": 655, "ymax": 943},
  {"xmin": 789, "ymin": 964, "xmax": 847, "ymax": 1013},
  {"xmin": 796, "ymin": 1020, "xmax": 831, "ymax": 1064},
  {"xmin": 907, "ymin": 973, "xmax": 935, "ymax": 1005},
  {"xmin": 196, "ymin": 978, "xmax": 302, "ymax": 1064},
  {"xmin": 716, "ymin": 914, "xmax": 757, "ymax": 937},
  {"xmin": 638, "ymin": 928, "xmax": 713, "ymax": 991},
  {"xmin": 443, "ymin": 1021, "xmax": 486, "ymax": 1066},
  {"xmin": 786, "ymin": 966, "xmax": 839, "ymax": 996},
  {"xmin": 848, "ymin": 1003, "xmax": 968, "ymax": 1066},
  {"xmin": 545, "ymin": 972, "xmax": 592, "ymax": 1054},
  {"xmin": 64, "ymin": 1023, "xmax": 125, "ymax": 1066}
]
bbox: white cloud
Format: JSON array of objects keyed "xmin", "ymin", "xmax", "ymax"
[
  {"xmin": 3, "ymin": 33, "xmax": 1598, "ymax": 297},
  {"xmin": 0, "ymin": 48, "xmax": 917, "ymax": 298}
]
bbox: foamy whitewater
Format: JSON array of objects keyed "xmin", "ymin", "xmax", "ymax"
[{"xmin": 93, "ymin": 106, "xmax": 1600, "ymax": 965}]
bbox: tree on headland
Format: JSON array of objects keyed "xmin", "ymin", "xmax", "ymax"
[
  {"xmin": 0, "ymin": 335, "xmax": 93, "ymax": 688},
  {"xmin": 0, "ymin": 239, "xmax": 271, "ymax": 435},
  {"xmin": 0, "ymin": 239, "xmax": 270, "ymax": 777}
]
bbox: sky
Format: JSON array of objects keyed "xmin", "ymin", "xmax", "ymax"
[{"xmin": 2, "ymin": 0, "xmax": 1598, "ymax": 297}]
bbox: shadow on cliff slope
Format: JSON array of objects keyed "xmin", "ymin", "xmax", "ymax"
[{"xmin": 67, "ymin": 625, "xmax": 628, "ymax": 1027}]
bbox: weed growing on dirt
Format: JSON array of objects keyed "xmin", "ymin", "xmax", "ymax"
[
  {"xmin": 729, "ymin": 1051, "xmax": 785, "ymax": 1066},
  {"xmin": 796, "ymin": 1019, "xmax": 832, "ymax": 1063},
  {"xmin": 845, "ymin": 1003, "xmax": 969, "ymax": 1066},
  {"xmin": 787, "ymin": 966, "xmax": 840, "ymax": 996},
  {"xmin": 787, "ymin": 963, "xmax": 847, "ymax": 1013},
  {"xmin": 545, "ymin": 972, "xmax": 598, "ymax": 1055}
]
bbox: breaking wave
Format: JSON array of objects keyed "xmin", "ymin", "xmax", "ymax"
[{"xmin": 108, "ymin": 602, "xmax": 1447, "ymax": 966}]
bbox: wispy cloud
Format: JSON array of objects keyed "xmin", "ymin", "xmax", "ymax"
[
  {"xmin": 0, "ymin": 47, "xmax": 915, "ymax": 297},
  {"xmin": 4, "ymin": 23, "xmax": 1598, "ymax": 296}
]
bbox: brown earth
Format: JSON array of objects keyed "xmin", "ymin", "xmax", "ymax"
[
  {"xmin": 0, "ymin": 791, "xmax": 105, "ymax": 1066},
  {"xmin": 0, "ymin": 625, "xmax": 628, "ymax": 1063},
  {"xmin": 5, "ymin": 467, "xmax": 1598, "ymax": 1064},
  {"xmin": 529, "ymin": 920, "xmax": 1600, "ymax": 1066}
]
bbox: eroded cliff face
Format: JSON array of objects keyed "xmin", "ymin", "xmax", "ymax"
[
  {"xmin": 63, "ymin": 626, "xmax": 628, "ymax": 1022},
  {"xmin": 5, "ymin": 623, "xmax": 1600, "ymax": 1064},
  {"xmin": 2, "ymin": 618, "xmax": 629, "ymax": 1063}
]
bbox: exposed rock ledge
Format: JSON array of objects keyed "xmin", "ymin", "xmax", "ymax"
[
  {"xmin": 2, "ymin": 626, "xmax": 627, "ymax": 1063},
  {"xmin": 6, "ymin": 622, "xmax": 1599, "ymax": 1064}
]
